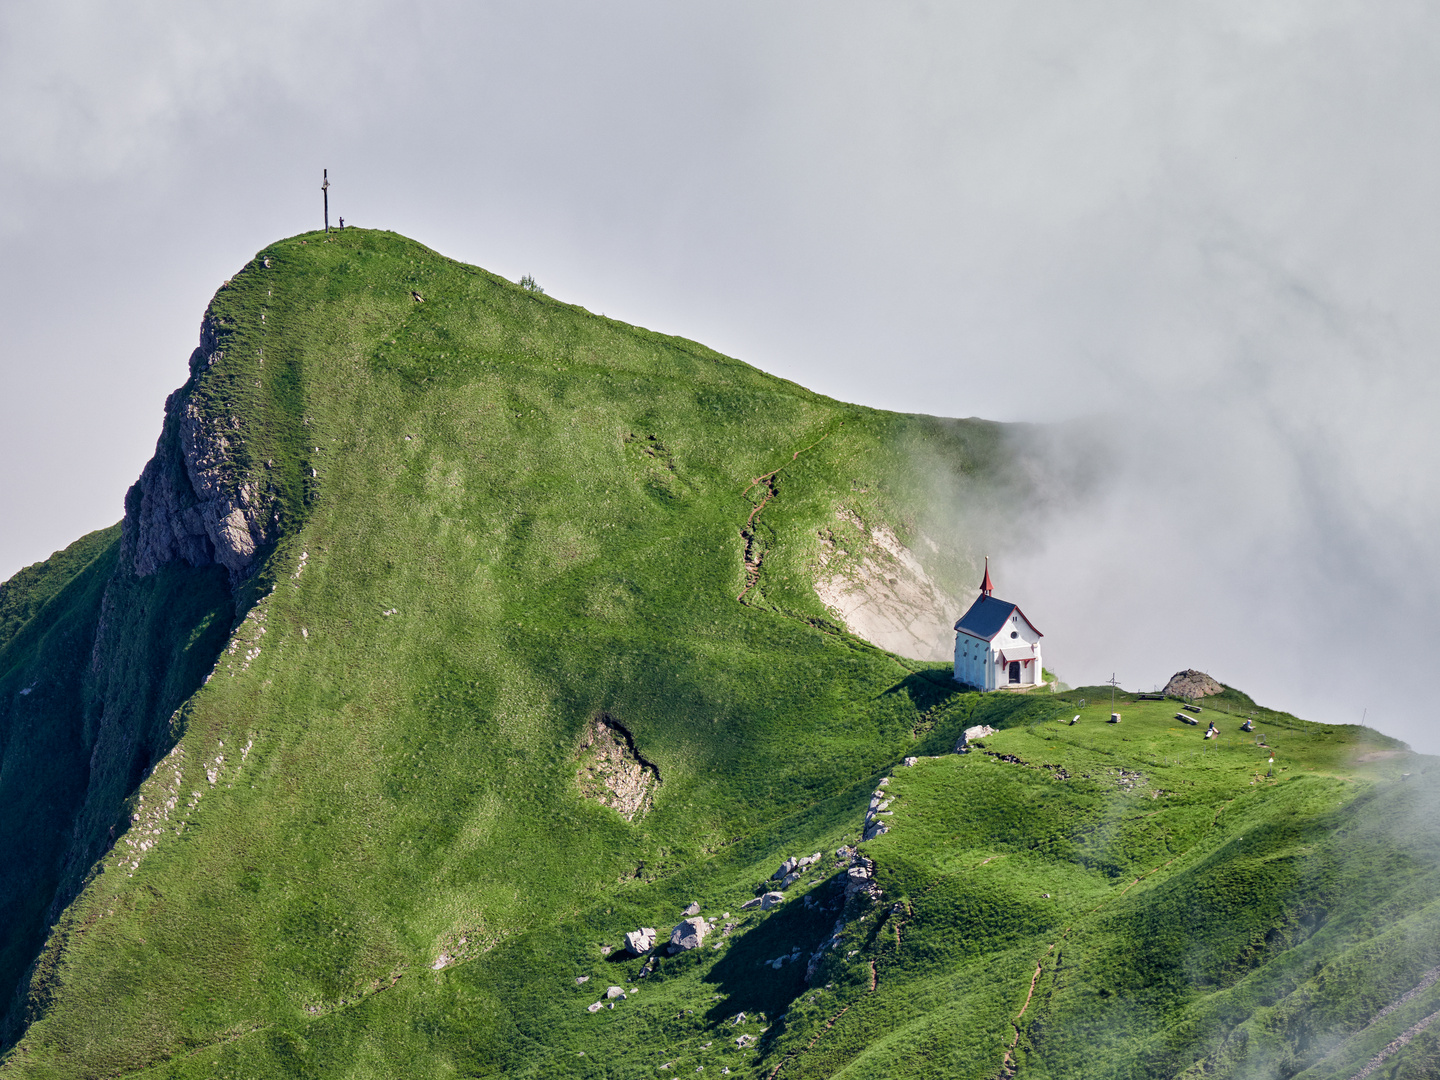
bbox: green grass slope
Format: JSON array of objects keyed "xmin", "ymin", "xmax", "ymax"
[
  {"xmin": 0, "ymin": 528, "xmax": 236, "ymax": 1051},
  {"xmin": 1, "ymin": 230, "xmax": 1436, "ymax": 1080}
]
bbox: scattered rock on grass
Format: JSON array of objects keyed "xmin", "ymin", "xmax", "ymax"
[
  {"xmin": 759, "ymin": 891, "xmax": 785, "ymax": 910},
  {"xmin": 624, "ymin": 927, "xmax": 657, "ymax": 955},
  {"xmin": 669, "ymin": 917, "xmax": 708, "ymax": 952},
  {"xmin": 956, "ymin": 724, "xmax": 996, "ymax": 752},
  {"xmin": 845, "ymin": 855, "xmax": 881, "ymax": 902},
  {"xmin": 683, "ymin": 901, "xmax": 701, "ymax": 916}
]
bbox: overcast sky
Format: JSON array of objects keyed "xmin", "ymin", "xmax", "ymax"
[{"xmin": 3, "ymin": 1, "xmax": 1438, "ymax": 750}]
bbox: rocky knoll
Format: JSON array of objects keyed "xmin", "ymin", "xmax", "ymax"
[{"xmin": 1163, "ymin": 669, "xmax": 1224, "ymax": 699}]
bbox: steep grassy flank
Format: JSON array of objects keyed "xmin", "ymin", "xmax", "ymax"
[
  {"xmin": 0, "ymin": 528, "xmax": 120, "ymax": 1035},
  {"xmin": 0, "ymin": 527, "xmax": 236, "ymax": 1051},
  {"xmin": 2, "ymin": 230, "xmax": 1436, "ymax": 1080},
  {"xmin": 0, "ymin": 230, "xmax": 1031, "ymax": 1076},
  {"xmin": 0, "ymin": 529, "xmax": 118, "ymax": 653}
]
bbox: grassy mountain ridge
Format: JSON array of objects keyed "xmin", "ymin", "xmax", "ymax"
[{"xmin": 1, "ymin": 229, "xmax": 1437, "ymax": 1078}]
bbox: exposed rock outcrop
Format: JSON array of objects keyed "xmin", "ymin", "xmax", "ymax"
[
  {"xmin": 575, "ymin": 713, "xmax": 660, "ymax": 821},
  {"xmin": 863, "ymin": 779, "xmax": 895, "ymax": 840},
  {"xmin": 845, "ymin": 855, "xmax": 881, "ymax": 902},
  {"xmin": 1163, "ymin": 669, "xmax": 1224, "ymax": 699},
  {"xmin": 813, "ymin": 509, "xmax": 961, "ymax": 662},
  {"xmin": 955, "ymin": 724, "xmax": 996, "ymax": 752},
  {"xmin": 120, "ymin": 314, "xmax": 280, "ymax": 583}
]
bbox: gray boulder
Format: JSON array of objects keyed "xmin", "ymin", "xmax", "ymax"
[
  {"xmin": 1163, "ymin": 669, "xmax": 1224, "ymax": 699},
  {"xmin": 759, "ymin": 891, "xmax": 786, "ymax": 910},
  {"xmin": 683, "ymin": 901, "xmax": 701, "ymax": 916},
  {"xmin": 668, "ymin": 917, "xmax": 708, "ymax": 953},
  {"xmin": 772, "ymin": 856, "xmax": 798, "ymax": 880},
  {"xmin": 623, "ymin": 927, "xmax": 657, "ymax": 955},
  {"xmin": 606, "ymin": 985, "xmax": 626, "ymax": 999}
]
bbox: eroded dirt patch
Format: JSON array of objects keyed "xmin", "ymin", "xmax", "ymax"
[
  {"xmin": 813, "ymin": 508, "xmax": 961, "ymax": 661},
  {"xmin": 576, "ymin": 713, "xmax": 660, "ymax": 821}
]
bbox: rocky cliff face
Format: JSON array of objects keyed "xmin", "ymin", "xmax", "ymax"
[
  {"xmin": 119, "ymin": 314, "xmax": 277, "ymax": 584},
  {"xmin": 813, "ymin": 508, "xmax": 962, "ymax": 662}
]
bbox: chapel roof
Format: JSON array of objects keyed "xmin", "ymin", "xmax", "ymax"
[{"xmin": 953, "ymin": 594, "xmax": 1043, "ymax": 641}]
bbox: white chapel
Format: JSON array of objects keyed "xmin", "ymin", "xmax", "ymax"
[{"xmin": 953, "ymin": 559, "xmax": 1044, "ymax": 691}]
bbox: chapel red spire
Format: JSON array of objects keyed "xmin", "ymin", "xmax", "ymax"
[{"xmin": 980, "ymin": 556, "xmax": 993, "ymax": 597}]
